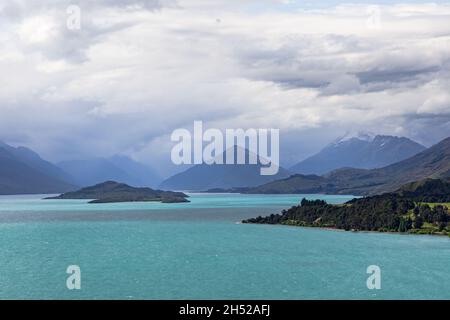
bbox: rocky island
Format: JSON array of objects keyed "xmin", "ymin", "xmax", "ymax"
[{"xmin": 45, "ymin": 181, "xmax": 189, "ymax": 204}]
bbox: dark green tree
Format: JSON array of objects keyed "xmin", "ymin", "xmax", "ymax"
[{"xmin": 414, "ymin": 215, "xmax": 424, "ymax": 229}]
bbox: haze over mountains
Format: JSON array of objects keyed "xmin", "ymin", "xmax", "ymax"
[
  {"xmin": 0, "ymin": 141, "xmax": 161, "ymax": 194},
  {"xmin": 0, "ymin": 134, "xmax": 447, "ymax": 196},
  {"xmin": 290, "ymin": 134, "xmax": 426, "ymax": 175},
  {"xmin": 58, "ymin": 156, "xmax": 161, "ymax": 188}
]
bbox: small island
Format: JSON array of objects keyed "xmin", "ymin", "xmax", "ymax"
[
  {"xmin": 45, "ymin": 181, "xmax": 190, "ymax": 204},
  {"xmin": 243, "ymin": 178, "xmax": 450, "ymax": 236}
]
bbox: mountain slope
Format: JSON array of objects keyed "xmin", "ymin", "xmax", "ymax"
[
  {"xmin": 290, "ymin": 134, "xmax": 426, "ymax": 175},
  {"xmin": 333, "ymin": 136, "xmax": 450, "ymax": 195},
  {"xmin": 247, "ymin": 137, "xmax": 450, "ymax": 196},
  {"xmin": 241, "ymin": 174, "xmax": 329, "ymax": 194},
  {"xmin": 58, "ymin": 156, "xmax": 160, "ymax": 188},
  {"xmin": 395, "ymin": 178, "xmax": 450, "ymax": 202},
  {"xmin": 160, "ymin": 163, "xmax": 291, "ymax": 191},
  {"xmin": 0, "ymin": 146, "xmax": 76, "ymax": 195},
  {"xmin": 0, "ymin": 141, "xmax": 75, "ymax": 184},
  {"xmin": 160, "ymin": 146, "xmax": 291, "ymax": 191}
]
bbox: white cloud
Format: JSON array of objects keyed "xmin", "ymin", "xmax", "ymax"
[{"xmin": 0, "ymin": 1, "xmax": 449, "ymax": 174}]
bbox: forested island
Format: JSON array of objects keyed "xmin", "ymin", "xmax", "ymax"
[
  {"xmin": 243, "ymin": 178, "xmax": 450, "ymax": 236},
  {"xmin": 46, "ymin": 181, "xmax": 189, "ymax": 204}
]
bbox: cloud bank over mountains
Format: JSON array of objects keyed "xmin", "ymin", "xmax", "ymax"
[{"xmin": 1, "ymin": 1, "xmax": 449, "ymax": 176}]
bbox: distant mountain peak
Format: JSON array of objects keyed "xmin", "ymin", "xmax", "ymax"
[
  {"xmin": 159, "ymin": 144, "xmax": 289, "ymax": 191},
  {"xmin": 291, "ymin": 133, "xmax": 426, "ymax": 175},
  {"xmin": 247, "ymin": 135, "xmax": 450, "ymax": 196}
]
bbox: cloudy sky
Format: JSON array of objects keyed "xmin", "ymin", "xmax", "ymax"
[{"xmin": 1, "ymin": 0, "xmax": 450, "ymax": 177}]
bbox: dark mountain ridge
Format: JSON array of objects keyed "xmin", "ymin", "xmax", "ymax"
[
  {"xmin": 0, "ymin": 141, "xmax": 75, "ymax": 184},
  {"xmin": 0, "ymin": 143, "xmax": 76, "ymax": 195}
]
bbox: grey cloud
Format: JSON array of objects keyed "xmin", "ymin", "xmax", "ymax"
[
  {"xmin": 356, "ymin": 66, "xmax": 440, "ymax": 84},
  {"xmin": 399, "ymin": 113, "xmax": 450, "ymax": 146},
  {"xmin": 1, "ymin": 3, "xmax": 450, "ymax": 175},
  {"xmin": 226, "ymin": 27, "xmax": 450, "ymax": 99}
]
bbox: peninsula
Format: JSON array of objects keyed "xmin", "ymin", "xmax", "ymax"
[{"xmin": 243, "ymin": 178, "xmax": 450, "ymax": 236}]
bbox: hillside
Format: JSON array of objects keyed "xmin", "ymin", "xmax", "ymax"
[
  {"xmin": 241, "ymin": 174, "xmax": 329, "ymax": 194},
  {"xmin": 0, "ymin": 144, "xmax": 76, "ymax": 195},
  {"xmin": 395, "ymin": 178, "xmax": 450, "ymax": 202},
  {"xmin": 329, "ymin": 136, "xmax": 450, "ymax": 195},
  {"xmin": 0, "ymin": 142, "xmax": 76, "ymax": 184}
]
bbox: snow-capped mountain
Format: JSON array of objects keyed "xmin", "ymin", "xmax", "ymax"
[
  {"xmin": 290, "ymin": 134, "xmax": 426, "ymax": 175},
  {"xmin": 331, "ymin": 131, "xmax": 377, "ymax": 146}
]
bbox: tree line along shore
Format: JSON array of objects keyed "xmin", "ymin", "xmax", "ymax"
[{"xmin": 243, "ymin": 178, "xmax": 450, "ymax": 237}]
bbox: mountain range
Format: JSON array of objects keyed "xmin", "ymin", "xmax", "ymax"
[
  {"xmin": 290, "ymin": 134, "xmax": 426, "ymax": 175},
  {"xmin": 161, "ymin": 134, "xmax": 428, "ymax": 191},
  {"xmin": 0, "ymin": 141, "xmax": 161, "ymax": 194},
  {"xmin": 0, "ymin": 134, "xmax": 447, "ymax": 196},
  {"xmin": 245, "ymin": 137, "xmax": 450, "ymax": 195}
]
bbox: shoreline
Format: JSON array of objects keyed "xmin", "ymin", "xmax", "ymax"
[{"xmin": 244, "ymin": 222, "xmax": 450, "ymax": 238}]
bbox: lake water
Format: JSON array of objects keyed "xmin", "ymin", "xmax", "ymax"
[{"xmin": 0, "ymin": 193, "xmax": 448, "ymax": 300}]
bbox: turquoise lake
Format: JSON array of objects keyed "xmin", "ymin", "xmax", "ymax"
[{"xmin": 0, "ymin": 193, "xmax": 448, "ymax": 300}]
